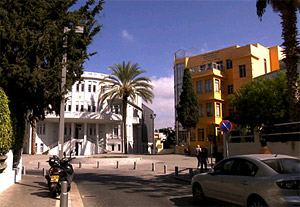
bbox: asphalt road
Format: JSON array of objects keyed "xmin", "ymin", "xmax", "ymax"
[{"xmin": 74, "ymin": 168, "xmax": 195, "ymax": 207}]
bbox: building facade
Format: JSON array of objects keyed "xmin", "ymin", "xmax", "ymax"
[
  {"xmin": 23, "ymin": 71, "xmax": 155, "ymax": 155},
  {"xmin": 174, "ymin": 43, "xmax": 283, "ymax": 154}
]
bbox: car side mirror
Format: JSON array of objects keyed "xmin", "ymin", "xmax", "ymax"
[{"xmin": 209, "ymin": 169, "xmax": 216, "ymax": 175}]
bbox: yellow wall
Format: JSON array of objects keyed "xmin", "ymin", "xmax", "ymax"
[{"xmin": 174, "ymin": 43, "xmax": 283, "ymax": 151}]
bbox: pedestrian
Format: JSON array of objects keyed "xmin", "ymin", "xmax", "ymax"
[
  {"xmin": 200, "ymin": 147, "xmax": 209, "ymax": 173},
  {"xmin": 259, "ymin": 139, "xmax": 271, "ymax": 154},
  {"xmin": 196, "ymin": 145, "xmax": 201, "ymax": 168}
]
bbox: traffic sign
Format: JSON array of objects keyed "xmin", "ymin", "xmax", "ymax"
[{"xmin": 219, "ymin": 120, "xmax": 232, "ymax": 133}]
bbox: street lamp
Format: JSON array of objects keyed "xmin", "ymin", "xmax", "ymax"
[{"xmin": 58, "ymin": 26, "xmax": 84, "ymax": 159}]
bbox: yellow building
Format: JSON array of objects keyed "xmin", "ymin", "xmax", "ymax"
[{"xmin": 174, "ymin": 43, "xmax": 283, "ymax": 153}]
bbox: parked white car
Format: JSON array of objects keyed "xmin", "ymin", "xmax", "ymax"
[{"xmin": 191, "ymin": 154, "xmax": 300, "ymax": 207}]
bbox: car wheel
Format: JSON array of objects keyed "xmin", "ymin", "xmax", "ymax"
[
  {"xmin": 192, "ymin": 183, "xmax": 206, "ymax": 205},
  {"xmin": 248, "ymin": 197, "xmax": 268, "ymax": 207}
]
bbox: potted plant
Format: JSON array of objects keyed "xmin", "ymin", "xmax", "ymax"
[{"xmin": 0, "ymin": 87, "xmax": 13, "ymax": 173}]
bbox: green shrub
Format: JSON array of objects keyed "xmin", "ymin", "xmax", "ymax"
[{"xmin": 0, "ymin": 87, "xmax": 13, "ymax": 156}]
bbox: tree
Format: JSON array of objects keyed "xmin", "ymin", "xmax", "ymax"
[
  {"xmin": 0, "ymin": 88, "xmax": 13, "ymax": 156},
  {"xmin": 256, "ymin": 0, "xmax": 300, "ymax": 121},
  {"xmin": 176, "ymin": 68, "xmax": 200, "ymax": 148},
  {"xmin": 0, "ymin": 0, "xmax": 104, "ymax": 164},
  {"xmin": 98, "ymin": 61, "xmax": 154, "ymax": 154},
  {"xmin": 227, "ymin": 73, "xmax": 289, "ymax": 128}
]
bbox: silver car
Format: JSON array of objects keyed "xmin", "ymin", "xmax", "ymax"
[{"xmin": 191, "ymin": 154, "xmax": 300, "ymax": 207}]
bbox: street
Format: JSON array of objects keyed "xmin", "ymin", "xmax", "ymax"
[{"xmin": 74, "ymin": 167, "xmax": 193, "ymax": 207}]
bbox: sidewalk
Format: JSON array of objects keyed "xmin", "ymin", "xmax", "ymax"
[{"xmin": 0, "ymin": 153, "xmax": 214, "ymax": 207}]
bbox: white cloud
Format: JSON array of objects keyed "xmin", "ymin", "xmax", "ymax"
[
  {"xmin": 121, "ymin": 30, "xmax": 134, "ymax": 41},
  {"xmin": 147, "ymin": 75, "xmax": 175, "ymax": 130}
]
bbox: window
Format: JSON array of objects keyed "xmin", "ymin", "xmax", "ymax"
[
  {"xmin": 264, "ymin": 59, "xmax": 267, "ymax": 74},
  {"xmin": 93, "ymin": 85, "xmax": 96, "ymax": 92},
  {"xmin": 190, "ymin": 67, "xmax": 195, "ymax": 73},
  {"xmin": 196, "ymin": 81, "xmax": 203, "ymax": 93},
  {"xmin": 206, "ymin": 103, "xmax": 213, "ymax": 117},
  {"xmin": 228, "ymin": 85, "xmax": 234, "ymax": 94},
  {"xmin": 205, "ymin": 79, "xmax": 212, "ymax": 92},
  {"xmin": 237, "ymin": 160, "xmax": 258, "ymax": 176},
  {"xmin": 226, "ymin": 59, "xmax": 233, "ymax": 69},
  {"xmin": 81, "ymin": 84, "xmax": 84, "ymax": 91},
  {"xmin": 113, "ymin": 127, "xmax": 119, "ymax": 138},
  {"xmin": 216, "ymin": 61, "xmax": 224, "ymax": 71},
  {"xmin": 111, "ymin": 144, "xmax": 115, "ymax": 151},
  {"xmin": 76, "ymin": 105, "xmax": 79, "ymax": 112},
  {"xmin": 263, "ymin": 159, "xmax": 300, "ymax": 174},
  {"xmin": 198, "ymin": 128, "xmax": 205, "ymax": 141},
  {"xmin": 216, "ymin": 103, "xmax": 221, "ymax": 117},
  {"xmin": 239, "ymin": 65, "xmax": 246, "ymax": 77},
  {"xmin": 37, "ymin": 123, "xmax": 46, "ymax": 135},
  {"xmin": 68, "ymin": 105, "xmax": 71, "ymax": 112},
  {"xmin": 221, "ymin": 81, "xmax": 225, "ymax": 93},
  {"xmin": 200, "ymin": 64, "xmax": 206, "ymax": 71},
  {"xmin": 215, "ymin": 79, "xmax": 220, "ymax": 92},
  {"xmin": 118, "ymin": 144, "xmax": 121, "ymax": 151},
  {"xmin": 40, "ymin": 144, "xmax": 44, "ymax": 153},
  {"xmin": 214, "ymin": 159, "xmax": 235, "ymax": 175},
  {"xmin": 199, "ymin": 104, "xmax": 204, "ymax": 117},
  {"xmin": 222, "ymin": 104, "xmax": 226, "ymax": 117},
  {"xmin": 207, "ymin": 63, "xmax": 216, "ymax": 69},
  {"xmin": 88, "ymin": 85, "xmax": 91, "ymax": 92},
  {"xmin": 92, "ymin": 105, "xmax": 96, "ymax": 112},
  {"xmin": 190, "ymin": 129, "xmax": 196, "ymax": 141},
  {"xmin": 113, "ymin": 105, "xmax": 120, "ymax": 114},
  {"xmin": 88, "ymin": 105, "xmax": 91, "ymax": 112},
  {"xmin": 76, "ymin": 84, "xmax": 80, "ymax": 92},
  {"xmin": 80, "ymin": 105, "xmax": 84, "ymax": 112}
]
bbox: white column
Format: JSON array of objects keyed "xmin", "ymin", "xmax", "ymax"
[
  {"xmin": 96, "ymin": 124, "xmax": 99, "ymax": 154},
  {"xmin": 70, "ymin": 122, "xmax": 74, "ymax": 153},
  {"xmin": 83, "ymin": 122, "xmax": 87, "ymax": 155}
]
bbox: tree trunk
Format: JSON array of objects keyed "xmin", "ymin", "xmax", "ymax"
[
  {"xmin": 281, "ymin": 6, "xmax": 300, "ymax": 121},
  {"xmin": 31, "ymin": 119, "xmax": 37, "ymax": 155},
  {"xmin": 122, "ymin": 98, "xmax": 128, "ymax": 154}
]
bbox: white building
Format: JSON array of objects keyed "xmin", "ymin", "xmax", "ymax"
[{"xmin": 23, "ymin": 71, "xmax": 155, "ymax": 155}]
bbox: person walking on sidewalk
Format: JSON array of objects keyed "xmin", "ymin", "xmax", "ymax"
[
  {"xmin": 196, "ymin": 145, "xmax": 202, "ymax": 169},
  {"xmin": 200, "ymin": 147, "xmax": 208, "ymax": 173}
]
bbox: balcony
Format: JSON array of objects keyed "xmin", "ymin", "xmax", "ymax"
[{"xmin": 191, "ymin": 62, "xmax": 226, "ymax": 79}]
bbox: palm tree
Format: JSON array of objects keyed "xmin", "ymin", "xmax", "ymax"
[
  {"xmin": 256, "ymin": 0, "xmax": 300, "ymax": 121},
  {"xmin": 98, "ymin": 61, "xmax": 154, "ymax": 154}
]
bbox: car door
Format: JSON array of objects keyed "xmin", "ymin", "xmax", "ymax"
[
  {"xmin": 222, "ymin": 159, "xmax": 259, "ymax": 206},
  {"xmin": 204, "ymin": 158, "xmax": 238, "ymax": 202}
]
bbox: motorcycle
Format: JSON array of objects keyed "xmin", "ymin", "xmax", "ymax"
[{"xmin": 45, "ymin": 150, "xmax": 76, "ymax": 198}]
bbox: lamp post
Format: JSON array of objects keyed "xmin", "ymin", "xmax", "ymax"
[{"xmin": 58, "ymin": 26, "xmax": 84, "ymax": 159}]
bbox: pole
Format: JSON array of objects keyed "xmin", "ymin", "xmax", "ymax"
[
  {"xmin": 58, "ymin": 26, "xmax": 83, "ymax": 159},
  {"xmin": 58, "ymin": 27, "xmax": 68, "ymax": 159},
  {"xmin": 60, "ymin": 181, "xmax": 68, "ymax": 207},
  {"xmin": 223, "ymin": 133, "xmax": 229, "ymax": 158}
]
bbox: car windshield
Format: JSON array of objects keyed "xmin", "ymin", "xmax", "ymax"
[{"xmin": 262, "ymin": 158, "xmax": 300, "ymax": 174}]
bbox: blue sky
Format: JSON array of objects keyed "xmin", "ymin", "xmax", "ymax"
[{"xmin": 80, "ymin": 0, "xmax": 299, "ymax": 129}]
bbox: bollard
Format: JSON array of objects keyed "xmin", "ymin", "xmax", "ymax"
[
  {"xmin": 97, "ymin": 161, "xmax": 100, "ymax": 169},
  {"xmin": 14, "ymin": 168, "xmax": 18, "ymax": 183},
  {"xmin": 37, "ymin": 162, "xmax": 40, "ymax": 169},
  {"xmin": 164, "ymin": 165, "xmax": 167, "ymax": 174},
  {"xmin": 43, "ymin": 168, "xmax": 46, "ymax": 177},
  {"xmin": 133, "ymin": 161, "xmax": 137, "ymax": 170},
  {"xmin": 152, "ymin": 163, "xmax": 155, "ymax": 171},
  {"xmin": 116, "ymin": 161, "xmax": 119, "ymax": 169},
  {"xmin": 189, "ymin": 168, "xmax": 193, "ymax": 178},
  {"xmin": 22, "ymin": 166, "xmax": 26, "ymax": 175},
  {"xmin": 60, "ymin": 181, "xmax": 68, "ymax": 207},
  {"xmin": 175, "ymin": 166, "xmax": 179, "ymax": 176},
  {"xmin": 79, "ymin": 162, "xmax": 82, "ymax": 168}
]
